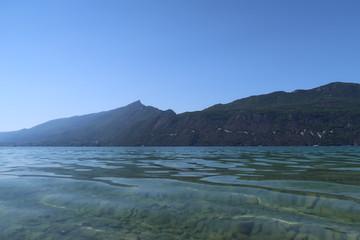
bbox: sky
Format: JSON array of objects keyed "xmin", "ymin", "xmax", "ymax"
[{"xmin": 0, "ymin": 0, "xmax": 359, "ymax": 131}]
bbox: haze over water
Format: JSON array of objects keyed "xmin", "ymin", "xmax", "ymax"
[{"xmin": 0, "ymin": 146, "xmax": 360, "ymax": 239}]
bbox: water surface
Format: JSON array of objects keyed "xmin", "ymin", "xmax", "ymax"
[{"xmin": 0, "ymin": 147, "xmax": 360, "ymax": 239}]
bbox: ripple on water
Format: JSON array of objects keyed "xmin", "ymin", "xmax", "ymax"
[{"xmin": 0, "ymin": 146, "xmax": 359, "ymax": 239}]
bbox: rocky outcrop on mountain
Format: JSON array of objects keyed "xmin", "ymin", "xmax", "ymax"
[{"xmin": 0, "ymin": 82, "xmax": 359, "ymax": 146}]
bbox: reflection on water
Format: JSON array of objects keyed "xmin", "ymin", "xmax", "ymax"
[{"xmin": 0, "ymin": 146, "xmax": 360, "ymax": 239}]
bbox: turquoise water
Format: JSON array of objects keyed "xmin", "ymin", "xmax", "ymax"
[{"xmin": 0, "ymin": 147, "xmax": 360, "ymax": 240}]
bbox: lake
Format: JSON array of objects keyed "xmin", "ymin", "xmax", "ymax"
[{"xmin": 0, "ymin": 147, "xmax": 359, "ymax": 240}]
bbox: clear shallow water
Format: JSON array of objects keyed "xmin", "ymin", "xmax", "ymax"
[{"xmin": 0, "ymin": 147, "xmax": 360, "ymax": 240}]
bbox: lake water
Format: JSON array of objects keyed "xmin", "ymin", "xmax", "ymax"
[{"xmin": 0, "ymin": 147, "xmax": 360, "ymax": 240}]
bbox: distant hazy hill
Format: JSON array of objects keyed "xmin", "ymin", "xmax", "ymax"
[
  {"xmin": 0, "ymin": 82, "xmax": 359, "ymax": 146},
  {"xmin": 0, "ymin": 101, "xmax": 174, "ymax": 146}
]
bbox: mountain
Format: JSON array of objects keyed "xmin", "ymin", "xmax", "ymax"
[
  {"xmin": 141, "ymin": 82, "xmax": 360, "ymax": 146},
  {"xmin": 0, "ymin": 101, "xmax": 175, "ymax": 146},
  {"xmin": 0, "ymin": 82, "xmax": 359, "ymax": 146}
]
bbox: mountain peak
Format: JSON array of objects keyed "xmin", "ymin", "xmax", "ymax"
[
  {"xmin": 131, "ymin": 100, "xmax": 143, "ymax": 105},
  {"xmin": 124, "ymin": 100, "xmax": 144, "ymax": 108}
]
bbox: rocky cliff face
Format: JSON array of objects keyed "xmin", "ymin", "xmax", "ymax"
[
  {"xmin": 142, "ymin": 110, "xmax": 360, "ymax": 146},
  {"xmin": 121, "ymin": 82, "xmax": 360, "ymax": 146},
  {"xmin": 0, "ymin": 82, "xmax": 359, "ymax": 146}
]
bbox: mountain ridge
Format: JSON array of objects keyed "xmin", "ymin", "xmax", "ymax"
[{"xmin": 0, "ymin": 82, "xmax": 359, "ymax": 146}]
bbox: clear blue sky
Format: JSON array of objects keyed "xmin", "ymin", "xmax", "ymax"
[{"xmin": 0, "ymin": 0, "xmax": 359, "ymax": 131}]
